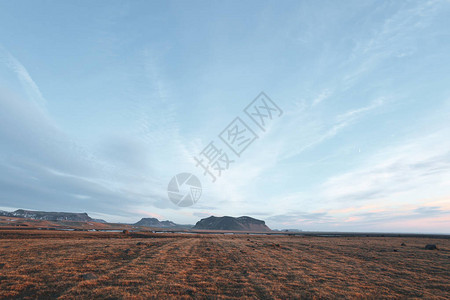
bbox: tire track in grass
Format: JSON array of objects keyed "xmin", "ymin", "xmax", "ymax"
[{"xmin": 58, "ymin": 238, "xmax": 175, "ymax": 298}]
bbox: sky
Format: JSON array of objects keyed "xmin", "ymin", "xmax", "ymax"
[{"xmin": 0, "ymin": 0, "xmax": 449, "ymax": 233}]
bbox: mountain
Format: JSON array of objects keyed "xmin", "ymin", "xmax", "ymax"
[
  {"xmin": 134, "ymin": 218, "xmax": 178, "ymax": 228},
  {"xmin": 91, "ymin": 218, "xmax": 107, "ymax": 223},
  {"xmin": 193, "ymin": 216, "xmax": 271, "ymax": 232},
  {"xmin": 1, "ymin": 209, "xmax": 188, "ymax": 228},
  {"xmin": 2, "ymin": 209, "xmax": 93, "ymax": 222}
]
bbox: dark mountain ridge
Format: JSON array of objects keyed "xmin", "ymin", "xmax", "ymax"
[
  {"xmin": 134, "ymin": 218, "xmax": 178, "ymax": 228},
  {"xmin": 1, "ymin": 210, "xmax": 268, "ymax": 231},
  {"xmin": 0, "ymin": 209, "xmax": 94, "ymax": 222},
  {"xmin": 193, "ymin": 216, "xmax": 271, "ymax": 232},
  {"xmin": 0, "ymin": 210, "xmax": 188, "ymax": 228}
]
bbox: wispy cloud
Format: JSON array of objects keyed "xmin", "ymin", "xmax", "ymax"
[
  {"xmin": 280, "ymin": 96, "xmax": 386, "ymax": 161},
  {"xmin": 0, "ymin": 46, "xmax": 46, "ymax": 108},
  {"xmin": 0, "ymin": 1, "xmax": 449, "ymax": 232},
  {"xmin": 335, "ymin": 97, "xmax": 385, "ymax": 123},
  {"xmin": 266, "ymin": 197, "xmax": 450, "ymax": 233},
  {"xmin": 0, "ymin": 47, "xmax": 180, "ymax": 219},
  {"xmin": 321, "ymin": 128, "xmax": 450, "ymax": 204},
  {"xmin": 311, "ymin": 89, "xmax": 332, "ymax": 106}
]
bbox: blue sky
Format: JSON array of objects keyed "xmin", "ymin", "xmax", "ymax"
[{"xmin": 0, "ymin": 0, "xmax": 449, "ymax": 232}]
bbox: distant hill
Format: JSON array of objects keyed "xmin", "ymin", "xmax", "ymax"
[
  {"xmin": 0, "ymin": 210, "xmax": 188, "ymax": 228},
  {"xmin": 91, "ymin": 219, "xmax": 107, "ymax": 223},
  {"xmin": 193, "ymin": 216, "xmax": 271, "ymax": 232},
  {"xmin": 0, "ymin": 210, "xmax": 269, "ymax": 232},
  {"xmin": 134, "ymin": 218, "xmax": 178, "ymax": 228},
  {"xmin": 0, "ymin": 209, "xmax": 94, "ymax": 222},
  {"xmin": 134, "ymin": 218, "xmax": 192, "ymax": 229}
]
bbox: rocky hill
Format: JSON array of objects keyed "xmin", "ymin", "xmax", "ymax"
[
  {"xmin": 193, "ymin": 216, "xmax": 271, "ymax": 232},
  {"xmin": 134, "ymin": 218, "xmax": 178, "ymax": 228},
  {"xmin": 0, "ymin": 209, "xmax": 96, "ymax": 222}
]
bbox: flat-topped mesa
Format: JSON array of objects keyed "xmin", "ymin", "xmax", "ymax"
[
  {"xmin": 134, "ymin": 218, "xmax": 178, "ymax": 228},
  {"xmin": 193, "ymin": 216, "xmax": 271, "ymax": 232},
  {"xmin": 9, "ymin": 209, "xmax": 93, "ymax": 222}
]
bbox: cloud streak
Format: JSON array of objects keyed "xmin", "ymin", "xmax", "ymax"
[{"xmin": 0, "ymin": 47, "xmax": 46, "ymax": 108}]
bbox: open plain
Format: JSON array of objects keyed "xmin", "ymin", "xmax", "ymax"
[{"xmin": 0, "ymin": 230, "xmax": 449, "ymax": 299}]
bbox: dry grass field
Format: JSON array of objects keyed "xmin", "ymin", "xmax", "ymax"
[{"xmin": 0, "ymin": 230, "xmax": 449, "ymax": 299}]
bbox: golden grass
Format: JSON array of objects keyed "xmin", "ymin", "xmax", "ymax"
[{"xmin": 0, "ymin": 230, "xmax": 449, "ymax": 299}]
